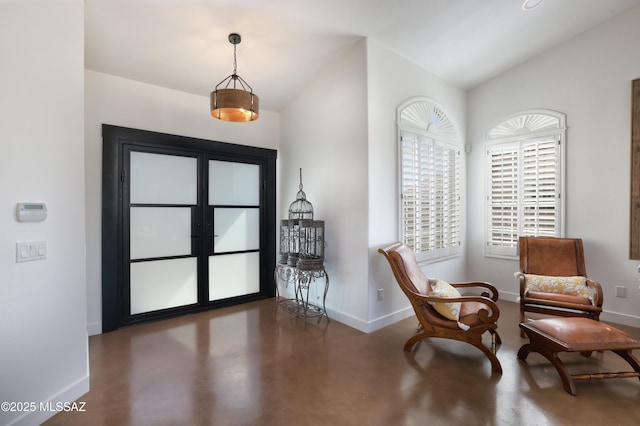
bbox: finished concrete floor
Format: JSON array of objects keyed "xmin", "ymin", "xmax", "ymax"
[{"xmin": 45, "ymin": 299, "xmax": 640, "ymax": 425}]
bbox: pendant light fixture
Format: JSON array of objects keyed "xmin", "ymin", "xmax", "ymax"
[{"xmin": 210, "ymin": 33, "xmax": 259, "ymax": 122}]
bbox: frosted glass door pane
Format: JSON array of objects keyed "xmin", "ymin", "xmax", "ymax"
[
  {"xmin": 130, "ymin": 258, "xmax": 197, "ymax": 314},
  {"xmin": 209, "ymin": 161, "xmax": 259, "ymax": 205},
  {"xmin": 131, "ymin": 152, "xmax": 197, "ymax": 204},
  {"xmin": 209, "ymin": 252, "xmax": 260, "ymax": 301},
  {"xmin": 130, "ymin": 207, "xmax": 191, "ymax": 259},
  {"xmin": 214, "ymin": 208, "xmax": 259, "ymax": 253}
]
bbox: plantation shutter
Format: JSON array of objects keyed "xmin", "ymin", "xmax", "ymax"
[
  {"xmin": 433, "ymin": 142, "xmax": 461, "ymax": 251},
  {"xmin": 521, "ymin": 138, "xmax": 559, "ymax": 236},
  {"xmin": 401, "ymin": 130, "xmax": 460, "ymax": 262},
  {"xmin": 400, "ymin": 132, "xmax": 419, "ymax": 250},
  {"xmin": 486, "ymin": 134, "xmax": 562, "ymax": 258},
  {"xmin": 488, "ymin": 143, "xmax": 519, "ymax": 255},
  {"xmin": 485, "ymin": 110, "xmax": 565, "ymax": 258}
]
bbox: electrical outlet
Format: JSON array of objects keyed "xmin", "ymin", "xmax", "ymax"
[
  {"xmin": 615, "ymin": 286, "xmax": 626, "ymax": 298},
  {"xmin": 377, "ymin": 288, "xmax": 384, "ymax": 301}
]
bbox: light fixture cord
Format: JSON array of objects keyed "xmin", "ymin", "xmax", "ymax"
[
  {"xmin": 233, "ymin": 43, "xmax": 238, "ymax": 78},
  {"xmin": 231, "ymin": 42, "xmax": 240, "ymax": 90}
]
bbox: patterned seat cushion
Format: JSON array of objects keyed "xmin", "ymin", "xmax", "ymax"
[{"xmin": 524, "ymin": 274, "xmax": 594, "ymax": 302}]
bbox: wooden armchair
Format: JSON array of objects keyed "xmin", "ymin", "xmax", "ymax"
[
  {"xmin": 379, "ymin": 242, "xmax": 502, "ymax": 374},
  {"xmin": 518, "ymin": 236, "xmax": 603, "ymax": 336}
]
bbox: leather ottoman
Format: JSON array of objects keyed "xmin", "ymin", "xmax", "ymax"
[{"xmin": 518, "ymin": 317, "xmax": 640, "ymax": 395}]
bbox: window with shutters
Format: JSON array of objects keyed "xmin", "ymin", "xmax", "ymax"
[
  {"xmin": 398, "ymin": 98, "xmax": 462, "ymax": 263},
  {"xmin": 485, "ymin": 110, "xmax": 566, "ymax": 258}
]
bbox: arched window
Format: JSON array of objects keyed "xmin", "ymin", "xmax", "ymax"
[
  {"xmin": 398, "ymin": 98, "xmax": 462, "ymax": 263},
  {"xmin": 485, "ymin": 109, "xmax": 566, "ymax": 258}
]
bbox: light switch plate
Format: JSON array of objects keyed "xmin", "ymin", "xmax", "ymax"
[{"xmin": 16, "ymin": 241, "xmax": 46, "ymax": 263}]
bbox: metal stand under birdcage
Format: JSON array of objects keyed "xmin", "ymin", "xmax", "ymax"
[{"xmin": 275, "ymin": 169, "xmax": 328, "ymax": 327}]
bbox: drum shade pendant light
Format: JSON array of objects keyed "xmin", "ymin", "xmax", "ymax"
[{"xmin": 210, "ymin": 33, "xmax": 259, "ymax": 122}]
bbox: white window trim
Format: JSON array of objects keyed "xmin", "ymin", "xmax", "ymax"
[
  {"xmin": 397, "ymin": 97, "xmax": 463, "ymax": 264},
  {"xmin": 484, "ymin": 109, "xmax": 566, "ymax": 260}
]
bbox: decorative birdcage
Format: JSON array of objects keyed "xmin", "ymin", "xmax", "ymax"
[
  {"xmin": 286, "ymin": 218, "xmax": 301, "ymax": 266},
  {"xmin": 288, "ymin": 188, "xmax": 314, "ymax": 220},
  {"xmin": 279, "ymin": 220, "xmax": 290, "ymax": 264},
  {"xmin": 280, "ymin": 169, "xmax": 325, "ymax": 268},
  {"xmin": 297, "ymin": 219, "xmax": 325, "ymax": 270}
]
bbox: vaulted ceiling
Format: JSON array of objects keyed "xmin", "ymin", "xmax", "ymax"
[{"xmin": 85, "ymin": 0, "xmax": 640, "ymax": 112}]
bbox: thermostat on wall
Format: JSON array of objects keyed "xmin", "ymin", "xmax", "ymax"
[{"xmin": 16, "ymin": 202, "xmax": 47, "ymax": 222}]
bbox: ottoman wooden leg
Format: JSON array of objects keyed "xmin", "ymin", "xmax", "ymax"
[
  {"xmin": 518, "ymin": 342, "xmax": 577, "ymax": 395},
  {"xmin": 517, "ymin": 343, "xmax": 531, "ymax": 360},
  {"xmin": 613, "ymin": 350, "xmax": 640, "ymax": 382},
  {"xmin": 541, "ymin": 350, "xmax": 576, "ymax": 396}
]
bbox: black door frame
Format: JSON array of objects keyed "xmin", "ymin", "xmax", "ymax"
[{"xmin": 102, "ymin": 125, "xmax": 277, "ymax": 332}]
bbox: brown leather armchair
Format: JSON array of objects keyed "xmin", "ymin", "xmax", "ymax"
[
  {"xmin": 379, "ymin": 242, "xmax": 502, "ymax": 373},
  {"xmin": 518, "ymin": 236, "xmax": 603, "ymax": 335}
]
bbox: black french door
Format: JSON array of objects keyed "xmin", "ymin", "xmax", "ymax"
[{"xmin": 102, "ymin": 125, "xmax": 277, "ymax": 332}]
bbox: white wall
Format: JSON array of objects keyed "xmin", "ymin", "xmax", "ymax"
[
  {"xmin": 280, "ymin": 39, "xmax": 467, "ymax": 332},
  {"xmin": 280, "ymin": 40, "xmax": 370, "ymax": 329},
  {"xmin": 366, "ymin": 39, "xmax": 468, "ymax": 329},
  {"xmin": 84, "ymin": 71, "xmax": 281, "ymax": 334},
  {"xmin": 0, "ymin": 2, "xmax": 89, "ymax": 425},
  {"xmin": 467, "ymin": 5, "xmax": 640, "ymax": 327}
]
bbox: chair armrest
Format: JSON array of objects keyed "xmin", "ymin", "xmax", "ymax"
[
  {"xmin": 405, "ymin": 287, "xmax": 500, "ymax": 324},
  {"xmin": 451, "ymin": 281, "xmax": 500, "ymax": 302},
  {"xmin": 586, "ymin": 279, "xmax": 603, "ymax": 308},
  {"xmin": 518, "ymin": 274, "xmax": 526, "ymax": 299}
]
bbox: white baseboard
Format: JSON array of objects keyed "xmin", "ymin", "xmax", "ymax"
[
  {"xmin": 365, "ymin": 306, "xmax": 415, "ymax": 333},
  {"xmin": 87, "ymin": 321, "xmax": 102, "ymax": 336},
  {"xmin": 499, "ymin": 291, "xmax": 519, "ymax": 303},
  {"xmin": 600, "ymin": 310, "xmax": 640, "ymax": 328},
  {"xmin": 326, "ymin": 305, "xmax": 415, "ymax": 333},
  {"xmin": 324, "ymin": 308, "xmax": 370, "ymax": 332},
  {"xmin": 8, "ymin": 374, "xmax": 90, "ymax": 426}
]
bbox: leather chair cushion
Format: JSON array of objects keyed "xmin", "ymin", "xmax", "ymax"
[
  {"xmin": 526, "ymin": 291, "xmax": 592, "ymax": 305},
  {"xmin": 418, "ymin": 299, "xmax": 496, "ymax": 330},
  {"xmin": 417, "ymin": 302, "xmax": 460, "ymax": 330},
  {"xmin": 459, "ymin": 301, "xmax": 495, "ymax": 327}
]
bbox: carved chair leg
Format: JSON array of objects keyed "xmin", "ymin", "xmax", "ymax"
[
  {"xmin": 404, "ymin": 331, "xmax": 428, "ymax": 352},
  {"xmin": 470, "ymin": 337, "xmax": 502, "ymax": 374},
  {"xmin": 489, "ymin": 329, "xmax": 502, "ymax": 346}
]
